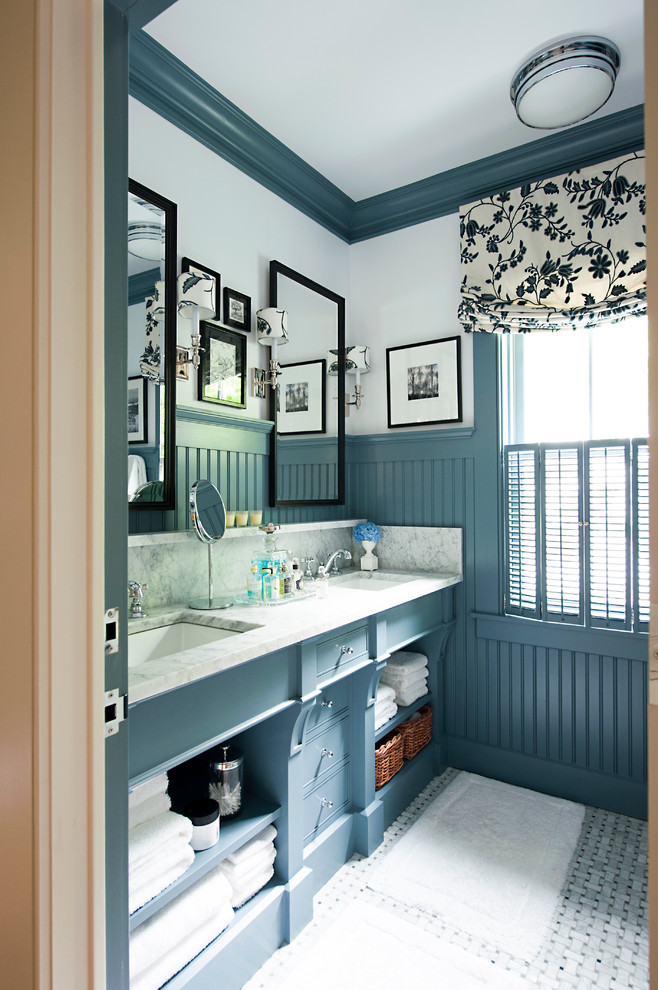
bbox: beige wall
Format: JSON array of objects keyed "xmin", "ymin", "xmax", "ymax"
[{"xmin": 0, "ymin": 1, "xmax": 105, "ymax": 986}]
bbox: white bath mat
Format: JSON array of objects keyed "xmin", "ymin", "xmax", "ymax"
[
  {"xmin": 245, "ymin": 900, "xmax": 528, "ymax": 990},
  {"xmin": 368, "ymin": 771, "xmax": 585, "ymax": 961}
]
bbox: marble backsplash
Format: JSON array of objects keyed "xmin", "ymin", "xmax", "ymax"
[{"xmin": 128, "ymin": 520, "xmax": 462, "ymax": 609}]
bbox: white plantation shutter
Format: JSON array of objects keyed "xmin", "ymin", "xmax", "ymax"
[
  {"xmin": 504, "ymin": 440, "xmax": 647, "ymax": 630},
  {"xmin": 542, "ymin": 447, "xmax": 582, "ymax": 621}
]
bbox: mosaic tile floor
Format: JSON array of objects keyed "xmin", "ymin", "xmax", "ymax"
[{"xmin": 246, "ymin": 769, "xmax": 649, "ymax": 990}]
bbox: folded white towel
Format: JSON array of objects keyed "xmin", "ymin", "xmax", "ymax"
[
  {"xmin": 385, "ymin": 650, "xmax": 429, "ymax": 675},
  {"xmin": 129, "ymin": 791, "xmax": 172, "ymax": 831},
  {"xmin": 130, "ymin": 869, "xmax": 234, "ymax": 990},
  {"xmin": 129, "ymin": 773, "xmax": 168, "ymax": 810},
  {"xmin": 394, "ymin": 678, "xmax": 428, "ymax": 708},
  {"xmin": 227, "ymin": 863, "xmax": 275, "ymax": 909},
  {"xmin": 129, "ymin": 842, "xmax": 195, "ymax": 915},
  {"xmin": 219, "ymin": 845, "xmax": 276, "ymax": 890},
  {"xmin": 375, "ymin": 683, "xmax": 396, "ymax": 705},
  {"xmin": 224, "ymin": 825, "xmax": 277, "ymax": 868},
  {"xmin": 380, "ymin": 662, "xmax": 428, "ymax": 688},
  {"xmin": 375, "ymin": 700, "xmax": 398, "ymax": 730},
  {"xmin": 129, "ymin": 811, "xmax": 193, "ymax": 872}
]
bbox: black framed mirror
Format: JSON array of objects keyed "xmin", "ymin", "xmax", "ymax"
[
  {"xmin": 127, "ymin": 179, "xmax": 177, "ymax": 511},
  {"xmin": 269, "ymin": 260, "xmax": 345, "ymax": 506}
]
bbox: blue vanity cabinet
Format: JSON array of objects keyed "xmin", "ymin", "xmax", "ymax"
[{"xmin": 124, "ymin": 584, "xmax": 456, "ymax": 989}]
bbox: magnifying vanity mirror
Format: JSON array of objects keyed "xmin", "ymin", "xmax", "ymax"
[
  {"xmin": 189, "ymin": 480, "xmax": 233, "ymax": 610},
  {"xmin": 269, "ymin": 260, "xmax": 345, "ymax": 506},
  {"xmin": 127, "ymin": 179, "xmax": 177, "ymax": 510}
]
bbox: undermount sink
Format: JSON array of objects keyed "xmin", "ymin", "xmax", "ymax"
[
  {"xmin": 332, "ymin": 572, "xmax": 416, "ymax": 592},
  {"xmin": 128, "ymin": 621, "xmax": 245, "ymax": 666}
]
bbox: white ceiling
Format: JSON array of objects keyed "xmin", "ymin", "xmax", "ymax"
[{"xmin": 146, "ymin": 0, "xmax": 645, "ymax": 201}]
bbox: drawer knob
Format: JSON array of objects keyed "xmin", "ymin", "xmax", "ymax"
[
  {"xmin": 320, "ymin": 797, "xmax": 334, "ymax": 808},
  {"xmin": 321, "ymin": 748, "xmax": 334, "ymax": 758},
  {"xmin": 340, "ymin": 645, "xmax": 354, "ymax": 656},
  {"xmin": 320, "ymin": 699, "xmax": 334, "ymax": 708}
]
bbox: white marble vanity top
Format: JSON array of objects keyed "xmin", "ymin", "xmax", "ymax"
[{"xmin": 128, "ymin": 569, "xmax": 461, "ymax": 704}]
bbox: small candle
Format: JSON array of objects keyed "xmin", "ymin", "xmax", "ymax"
[
  {"xmin": 250, "ymin": 510, "xmax": 263, "ymax": 526},
  {"xmin": 235, "ymin": 510, "xmax": 249, "ymax": 527},
  {"xmin": 225, "ymin": 511, "xmax": 235, "ymax": 527}
]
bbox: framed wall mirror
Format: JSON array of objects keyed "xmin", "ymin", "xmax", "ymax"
[
  {"xmin": 127, "ymin": 179, "xmax": 177, "ymax": 510},
  {"xmin": 269, "ymin": 260, "xmax": 345, "ymax": 506}
]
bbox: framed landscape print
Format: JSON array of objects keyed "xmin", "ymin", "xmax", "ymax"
[
  {"xmin": 276, "ymin": 359, "xmax": 326, "ymax": 434},
  {"xmin": 386, "ymin": 335, "xmax": 462, "ymax": 428},
  {"xmin": 197, "ymin": 321, "xmax": 246, "ymax": 408},
  {"xmin": 223, "ymin": 286, "xmax": 252, "ymax": 332},
  {"xmin": 128, "ymin": 375, "xmax": 148, "ymax": 443}
]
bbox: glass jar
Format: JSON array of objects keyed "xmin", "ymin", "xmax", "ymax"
[{"xmin": 209, "ymin": 744, "xmax": 244, "ymax": 819}]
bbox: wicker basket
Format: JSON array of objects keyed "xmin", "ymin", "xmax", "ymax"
[
  {"xmin": 374, "ymin": 730, "xmax": 404, "ymax": 790},
  {"xmin": 398, "ymin": 705, "xmax": 432, "ymax": 761}
]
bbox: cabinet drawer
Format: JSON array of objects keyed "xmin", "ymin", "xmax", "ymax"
[
  {"xmin": 303, "ymin": 767, "xmax": 350, "ymax": 842},
  {"xmin": 304, "ymin": 679, "xmax": 349, "ymax": 736},
  {"xmin": 301, "ymin": 716, "xmax": 350, "ymax": 790},
  {"xmin": 316, "ymin": 623, "xmax": 368, "ymax": 679}
]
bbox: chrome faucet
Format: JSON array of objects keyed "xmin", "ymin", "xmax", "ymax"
[
  {"xmin": 128, "ymin": 580, "xmax": 148, "ymax": 618},
  {"xmin": 324, "ymin": 548, "xmax": 352, "ymax": 575}
]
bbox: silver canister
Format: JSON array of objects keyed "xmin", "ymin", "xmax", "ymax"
[{"xmin": 209, "ymin": 744, "xmax": 244, "ymax": 818}]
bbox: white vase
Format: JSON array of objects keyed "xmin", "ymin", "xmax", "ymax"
[{"xmin": 360, "ymin": 540, "xmax": 379, "ymax": 571}]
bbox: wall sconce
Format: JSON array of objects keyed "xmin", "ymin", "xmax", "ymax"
[
  {"xmin": 327, "ymin": 345, "xmax": 370, "ymax": 411},
  {"xmin": 176, "ymin": 271, "xmax": 216, "ymax": 372},
  {"xmin": 252, "ymin": 308, "xmax": 289, "ymax": 397}
]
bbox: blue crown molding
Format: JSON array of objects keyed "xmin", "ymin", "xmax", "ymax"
[
  {"xmin": 129, "ymin": 31, "xmax": 354, "ymax": 242},
  {"xmin": 109, "ymin": 0, "xmax": 178, "ymax": 30},
  {"xmin": 129, "ymin": 30, "xmax": 644, "ymax": 244},
  {"xmin": 128, "ymin": 266, "xmax": 159, "ymax": 306}
]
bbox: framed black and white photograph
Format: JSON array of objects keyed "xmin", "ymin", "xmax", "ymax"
[
  {"xmin": 197, "ymin": 321, "xmax": 246, "ymax": 408},
  {"xmin": 223, "ymin": 286, "xmax": 252, "ymax": 332},
  {"xmin": 276, "ymin": 359, "xmax": 326, "ymax": 434},
  {"xmin": 386, "ymin": 335, "xmax": 462, "ymax": 428},
  {"xmin": 128, "ymin": 375, "xmax": 148, "ymax": 443},
  {"xmin": 181, "ymin": 257, "xmax": 221, "ymax": 320}
]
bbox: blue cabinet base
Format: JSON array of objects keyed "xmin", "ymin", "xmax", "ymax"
[{"xmin": 353, "ymin": 799, "xmax": 384, "ymax": 857}]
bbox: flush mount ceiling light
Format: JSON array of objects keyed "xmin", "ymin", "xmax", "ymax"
[
  {"xmin": 127, "ymin": 220, "xmax": 165, "ymax": 260},
  {"xmin": 511, "ymin": 36, "xmax": 620, "ymax": 129}
]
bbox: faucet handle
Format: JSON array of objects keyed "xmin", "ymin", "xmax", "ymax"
[{"xmin": 128, "ymin": 581, "xmax": 148, "ymax": 617}]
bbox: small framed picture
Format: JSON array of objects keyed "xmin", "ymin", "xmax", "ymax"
[
  {"xmin": 386, "ymin": 335, "xmax": 462, "ymax": 428},
  {"xmin": 181, "ymin": 257, "xmax": 221, "ymax": 320},
  {"xmin": 276, "ymin": 359, "xmax": 326, "ymax": 434},
  {"xmin": 198, "ymin": 321, "xmax": 246, "ymax": 408},
  {"xmin": 128, "ymin": 376, "xmax": 148, "ymax": 443},
  {"xmin": 223, "ymin": 286, "xmax": 252, "ymax": 332}
]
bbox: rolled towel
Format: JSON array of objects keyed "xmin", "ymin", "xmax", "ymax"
[
  {"xmin": 224, "ymin": 825, "xmax": 277, "ymax": 868},
  {"xmin": 130, "ymin": 868, "xmax": 233, "ymax": 990},
  {"xmin": 227, "ymin": 863, "xmax": 275, "ymax": 909},
  {"xmin": 384, "ymin": 650, "xmax": 428, "ymax": 675},
  {"xmin": 395, "ymin": 677, "xmax": 428, "ymax": 708},
  {"xmin": 129, "ymin": 842, "xmax": 195, "ymax": 915},
  {"xmin": 129, "ymin": 773, "xmax": 168, "ymax": 810},
  {"xmin": 129, "ymin": 811, "xmax": 193, "ymax": 872},
  {"xmin": 219, "ymin": 845, "xmax": 276, "ymax": 889},
  {"xmin": 375, "ymin": 700, "xmax": 398, "ymax": 730},
  {"xmin": 129, "ymin": 790, "xmax": 172, "ymax": 831},
  {"xmin": 375, "ymin": 683, "xmax": 396, "ymax": 705}
]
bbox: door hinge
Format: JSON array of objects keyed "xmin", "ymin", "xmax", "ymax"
[{"xmin": 104, "ymin": 689, "xmax": 127, "ymax": 738}]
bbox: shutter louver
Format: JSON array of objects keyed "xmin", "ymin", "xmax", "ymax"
[
  {"xmin": 542, "ymin": 447, "xmax": 582, "ymax": 621},
  {"xmin": 587, "ymin": 444, "xmax": 630, "ymax": 627},
  {"xmin": 505, "ymin": 447, "xmax": 538, "ymax": 616},
  {"xmin": 634, "ymin": 441, "xmax": 650, "ymax": 627}
]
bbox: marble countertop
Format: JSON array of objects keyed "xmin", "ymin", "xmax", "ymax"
[{"xmin": 128, "ymin": 569, "xmax": 462, "ymax": 704}]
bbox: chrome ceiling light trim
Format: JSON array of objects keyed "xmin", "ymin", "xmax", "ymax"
[{"xmin": 511, "ymin": 36, "xmax": 621, "ymax": 130}]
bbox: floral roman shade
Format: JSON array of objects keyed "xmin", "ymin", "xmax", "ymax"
[{"xmin": 458, "ymin": 150, "xmax": 646, "ymax": 333}]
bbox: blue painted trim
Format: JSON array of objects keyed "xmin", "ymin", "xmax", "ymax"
[
  {"xmin": 129, "ymin": 31, "xmax": 354, "ymax": 242},
  {"xmin": 128, "ymin": 266, "xmax": 159, "ymax": 306},
  {"xmin": 128, "ymin": 30, "xmax": 643, "ymax": 243},
  {"xmin": 111, "ymin": 0, "xmax": 179, "ymax": 31},
  {"xmin": 349, "ymin": 106, "xmax": 644, "ymax": 241},
  {"xmin": 473, "ymin": 611, "xmax": 649, "ymax": 661},
  {"xmin": 347, "ymin": 427, "xmax": 475, "ymax": 446},
  {"xmin": 176, "ymin": 404, "xmax": 273, "ymax": 435}
]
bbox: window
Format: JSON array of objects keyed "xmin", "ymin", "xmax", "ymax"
[{"xmin": 502, "ymin": 318, "xmax": 649, "ymax": 632}]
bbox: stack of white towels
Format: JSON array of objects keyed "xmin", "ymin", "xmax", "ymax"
[
  {"xmin": 380, "ymin": 650, "xmax": 429, "ymax": 707},
  {"xmin": 129, "ymin": 773, "xmax": 195, "ymax": 914},
  {"xmin": 218, "ymin": 824, "xmax": 277, "ymax": 908},
  {"xmin": 130, "ymin": 867, "xmax": 234, "ymax": 990},
  {"xmin": 374, "ymin": 682, "xmax": 398, "ymax": 730}
]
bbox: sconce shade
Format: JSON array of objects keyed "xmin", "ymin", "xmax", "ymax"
[
  {"xmin": 177, "ymin": 271, "xmax": 216, "ymax": 321},
  {"xmin": 256, "ymin": 308, "xmax": 289, "ymax": 347},
  {"xmin": 345, "ymin": 345, "xmax": 370, "ymax": 375},
  {"xmin": 128, "ymin": 220, "xmax": 164, "ymax": 261},
  {"xmin": 510, "ymin": 36, "xmax": 620, "ymax": 129},
  {"xmin": 326, "ymin": 349, "xmax": 340, "ymax": 376},
  {"xmin": 150, "ymin": 280, "xmax": 166, "ymax": 322}
]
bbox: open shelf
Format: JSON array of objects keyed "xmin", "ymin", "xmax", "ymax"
[
  {"xmin": 130, "ymin": 793, "xmax": 281, "ymax": 931},
  {"xmin": 375, "ymin": 692, "xmax": 431, "ymax": 742}
]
